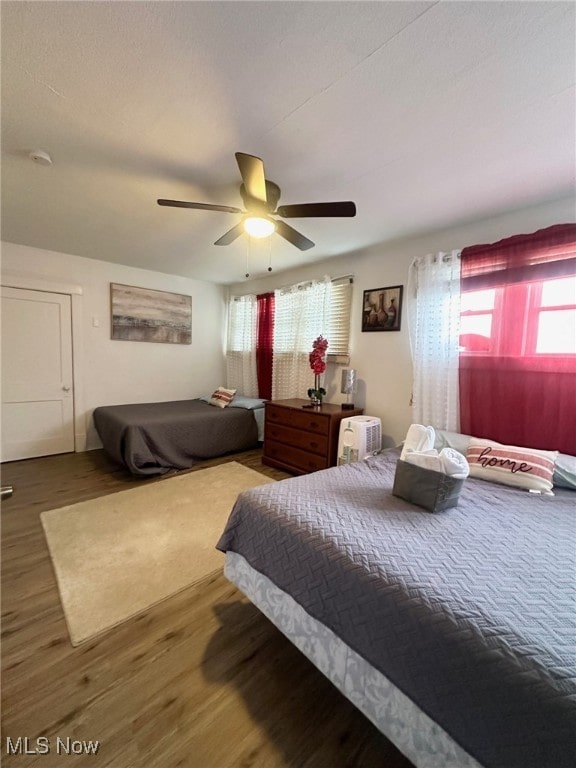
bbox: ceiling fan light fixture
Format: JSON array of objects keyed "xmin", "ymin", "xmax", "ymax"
[
  {"xmin": 158, "ymin": 152, "xmax": 355, "ymax": 251},
  {"xmin": 243, "ymin": 216, "xmax": 276, "ymax": 239}
]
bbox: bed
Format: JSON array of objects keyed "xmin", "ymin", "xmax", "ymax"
[
  {"xmin": 93, "ymin": 397, "xmax": 265, "ymax": 476},
  {"xmin": 216, "ymin": 448, "xmax": 576, "ymax": 768}
]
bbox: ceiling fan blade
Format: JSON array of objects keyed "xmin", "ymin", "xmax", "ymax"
[
  {"xmin": 157, "ymin": 199, "xmax": 242, "ymax": 214},
  {"xmin": 276, "ymin": 201, "xmax": 356, "ymax": 218},
  {"xmin": 235, "ymin": 153, "xmax": 267, "ymax": 203},
  {"xmin": 275, "ymin": 220, "xmax": 315, "ymax": 251},
  {"xmin": 214, "ymin": 222, "xmax": 245, "ymax": 246}
]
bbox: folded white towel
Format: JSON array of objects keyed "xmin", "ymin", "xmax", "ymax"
[
  {"xmin": 400, "ymin": 424, "xmax": 436, "ymax": 461},
  {"xmin": 403, "ymin": 447, "xmax": 470, "ymax": 478},
  {"xmin": 404, "ymin": 450, "xmax": 443, "ymax": 473},
  {"xmin": 439, "ymin": 447, "xmax": 470, "ymax": 479}
]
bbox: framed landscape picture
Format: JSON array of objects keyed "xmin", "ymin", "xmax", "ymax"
[
  {"xmin": 362, "ymin": 285, "xmax": 403, "ymax": 332},
  {"xmin": 110, "ymin": 283, "xmax": 192, "ymax": 344}
]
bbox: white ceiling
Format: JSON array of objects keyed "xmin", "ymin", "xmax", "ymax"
[{"xmin": 2, "ymin": 1, "xmax": 575, "ymax": 284}]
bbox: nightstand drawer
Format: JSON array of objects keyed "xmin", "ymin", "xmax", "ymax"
[
  {"xmin": 264, "ymin": 439, "xmax": 328, "ymax": 473},
  {"xmin": 265, "ymin": 423, "xmax": 328, "ymax": 456},
  {"xmin": 266, "ymin": 404, "xmax": 330, "ymax": 435}
]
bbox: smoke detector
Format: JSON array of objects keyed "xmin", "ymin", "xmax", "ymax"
[{"xmin": 29, "ymin": 150, "xmax": 52, "ymax": 166}]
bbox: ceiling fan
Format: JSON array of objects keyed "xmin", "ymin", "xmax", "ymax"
[{"xmin": 157, "ymin": 152, "xmax": 356, "ymax": 251}]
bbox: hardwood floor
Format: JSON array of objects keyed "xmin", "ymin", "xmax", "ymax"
[{"xmin": 1, "ymin": 449, "xmax": 414, "ymax": 768}]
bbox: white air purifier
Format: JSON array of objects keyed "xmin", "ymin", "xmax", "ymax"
[{"xmin": 338, "ymin": 416, "xmax": 382, "ymax": 465}]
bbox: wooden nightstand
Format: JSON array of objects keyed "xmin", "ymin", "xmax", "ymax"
[{"xmin": 262, "ymin": 398, "xmax": 364, "ymax": 475}]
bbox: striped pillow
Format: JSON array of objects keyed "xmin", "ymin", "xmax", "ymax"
[
  {"xmin": 467, "ymin": 439, "xmax": 558, "ymax": 493},
  {"xmin": 209, "ymin": 387, "xmax": 236, "ymax": 408}
]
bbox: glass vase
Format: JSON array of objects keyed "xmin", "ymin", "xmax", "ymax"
[{"xmin": 310, "ymin": 374, "xmax": 323, "ymax": 406}]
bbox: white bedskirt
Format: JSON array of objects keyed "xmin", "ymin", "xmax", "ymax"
[{"xmin": 224, "ymin": 551, "xmax": 483, "ymax": 768}]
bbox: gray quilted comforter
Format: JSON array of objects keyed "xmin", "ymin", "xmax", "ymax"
[
  {"xmin": 93, "ymin": 399, "xmax": 258, "ymax": 476},
  {"xmin": 217, "ymin": 449, "xmax": 576, "ymax": 768}
]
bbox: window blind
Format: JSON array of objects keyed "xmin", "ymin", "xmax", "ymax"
[{"xmin": 326, "ymin": 277, "xmax": 353, "ymax": 360}]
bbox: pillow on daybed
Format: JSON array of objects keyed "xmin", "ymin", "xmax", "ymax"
[
  {"xmin": 228, "ymin": 396, "xmax": 266, "ymax": 410},
  {"xmin": 467, "ymin": 438, "xmax": 557, "ymax": 493},
  {"xmin": 208, "ymin": 387, "xmax": 236, "ymax": 408}
]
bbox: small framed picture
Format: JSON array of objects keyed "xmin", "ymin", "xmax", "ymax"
[{"xmin": 362, "ymin": 285, "xmax": 403, "ymax": 332}]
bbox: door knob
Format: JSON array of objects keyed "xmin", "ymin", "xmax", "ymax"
[{"xmin": 62, "ymin": 385, "xmax": 71, "ymax": 392}]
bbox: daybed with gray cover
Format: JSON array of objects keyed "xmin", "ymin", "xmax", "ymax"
[
  {"xmin": 93, "ymin": 397, "xmax": 265, "ymax": 476},
  {"xmin": 217, "ymin": 447, "xmax": 576, "ymax": 768}
]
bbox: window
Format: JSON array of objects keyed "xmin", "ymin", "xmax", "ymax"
[
  {"xmin": 227, "ymin": 294, "xmax": 257, "ymax": 352},
  {"xmin": 460, "ymin": 275, "xmax": 576, "ymax": 358},
  {"xmin": 459, "ymin": 288, "xmax": 496, "ymax": 353},
  {"xmin": 225, "ymin": 295, "xmax": 258, "ymax": 397},
  {"xmin": 326, "ymin": 277, "xmax": 353, "ymax": 360},
  {"xmin": 272, "ymin": 278, "xmax": 331, "ymax": 400},
  {"xmin": 459, "ymin": 224, "xmax": 576, "ymax": 455},
  {"xmin": 534, "ymin": 276, "xmax": 576, "ymax": 354},
  {"xmin": 272, "ymin": 277, "xmax": 352, "ymax": 357},
  {"xmin": 226, "ymin": 276, "xmax": 353, "ymax": 400}
]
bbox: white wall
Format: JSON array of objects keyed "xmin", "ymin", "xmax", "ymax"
[
  {"xmin": 230, "ymin": 196, "xmax": 575, "ymax": 448},
  {"xmin": 1, "ymin": 242, "xmax": 227, "ymax": 450}
]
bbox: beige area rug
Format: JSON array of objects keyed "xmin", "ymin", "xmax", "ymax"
[{"xmin": 41, "ymin": 462, "xmax": 274, "ymax": 646}]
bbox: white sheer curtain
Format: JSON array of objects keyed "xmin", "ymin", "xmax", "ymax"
[
  {"xmin": 407, "ymin": 250, "xmax": 461, "ymax": 430},
  {"xmin": 272, "ymin": 277, "xmax": 331, "ymax": 399},
  {"xmin": 226, "ymin": 294, "xmax": 258, "ymax": 396}
]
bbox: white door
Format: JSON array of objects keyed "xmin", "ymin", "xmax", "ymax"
[{"xmin": 1, "ymin": 286, "xmax": 75, "ymax": 461}]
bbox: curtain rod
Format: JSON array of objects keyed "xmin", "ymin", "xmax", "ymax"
[
  {"xmin": 275, "ymin": 274, "xmax": 353, "ymax": 293},
  {"xmin": 230, "ymin": 274, "xmax": 353, "ymax": 299}
]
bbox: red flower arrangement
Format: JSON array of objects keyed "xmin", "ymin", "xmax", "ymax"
[
  {"xmin": 307, "ymin": 335, "xmax": 328, "ymax": 403},
  {"xmin": 309, "ymin": 335, "xmax": 328, "ymax": 374}
]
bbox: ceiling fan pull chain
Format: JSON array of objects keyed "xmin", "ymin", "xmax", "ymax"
[
  {"xmin": 268, "ymin": 239, "xmax": 273, "ymax": 273},
  {"xmin": 245, "ymin": 237, "xmax": 250, "ymax": 278}
]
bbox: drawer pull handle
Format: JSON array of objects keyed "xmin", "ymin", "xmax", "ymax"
[
  {"xmin": 310, "ymin": 421, "xmax": 319, "ymax": 429},
  {"xmin": 310, "ymin": 442, "xmax": 318, "ymax": 449}
]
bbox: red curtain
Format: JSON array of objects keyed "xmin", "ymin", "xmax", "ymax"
[
  {"xmin": 256, "ymin": 293, "xmax": 274, "ymax": 400},
  {"xmin": 459, "ymin": 224, "xmax": 576, "ymax": 455}
]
